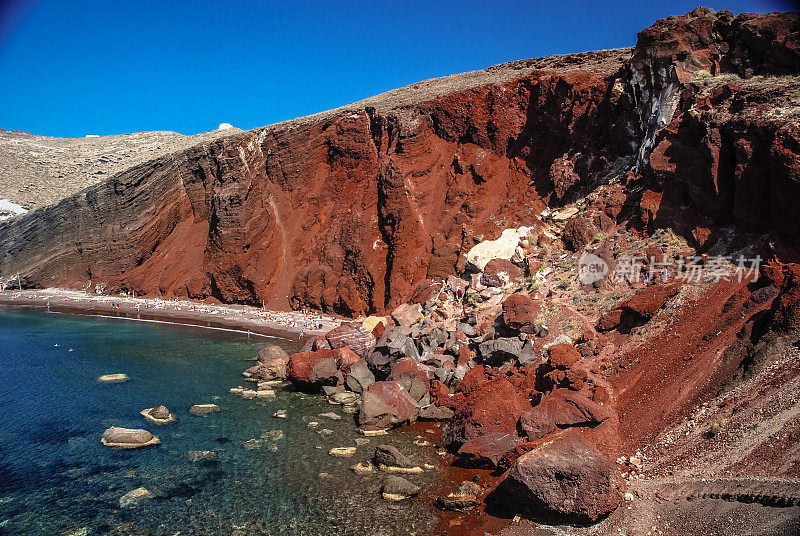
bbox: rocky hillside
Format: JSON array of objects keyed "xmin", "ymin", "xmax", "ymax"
[
  {"xmin": 0, "ymin": 127, "xmax": 240, "ymax": 211},
  {"xmin": 2, "ymin": 9, "xmax": 799, "ymax": 316},
  {"xmin": 2, "ymin": 6, "xmax": 800, "ymax": 534}
]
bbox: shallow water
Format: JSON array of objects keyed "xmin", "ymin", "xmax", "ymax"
[{"xmin": 0, "ymin": 310, "xmax": 438, "ymax": 536}]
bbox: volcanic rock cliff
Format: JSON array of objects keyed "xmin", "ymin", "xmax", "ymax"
[
  {"xmin": 1, "ymin": 8, "xmax": 798, "ymax": 316},
  {"xmin": 3, "ymin": 8, "xmax": 800, "ymax": 534}
]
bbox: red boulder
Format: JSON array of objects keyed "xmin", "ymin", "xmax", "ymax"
[
  {"xmin": 358, "ymin": 381, "xmax": 420, "ymax": 431},
  {"xmin": 325, "ymin": 323, "xmax": 376, "ymax": 359},
  {"xmin": 458, "ymin": 432, "xmax": 522, "ymax": 468},
  {"xmin": 489, "ymin": 431, "xmax": 624, "ymax": 523},
  {"xmin": 502, "ymin": 294, "xmax": 541, "ymax": 334},
  {"xmin": 483, "ymin": 258, "xmax": 523, "ymax": 287},
  {"xmin": 442, "ymin": 378, "xmax": 531, "ymax": 448},
  {"xmin": 519, "ymin": 390, "xmax": 612, "ymax": 441}
]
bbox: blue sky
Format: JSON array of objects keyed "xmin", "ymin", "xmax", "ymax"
[{"xmin": 0, "ymin": 0, "xmax": 794, "ymax": 137}]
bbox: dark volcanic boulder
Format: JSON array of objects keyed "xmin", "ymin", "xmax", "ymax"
[
  {"xmin": 374, "ymin": 444, "xmax": 417, "ymax": 469},
  {"xmin": 478, "ymin": 337, "xmax": 535, "ymax": 366},
  {"xmin": 458, "ymin": 432, "xmax": 522, "ymax": 468},
  {"xmin": 483, "ymin": 258, "xmax": 523, "ymax": 287},
  {"xmin": 489, "ymin": 431, "xmax": 624, "ymax": 523},
  {"xmin": 418, "ymin": 404, "xmax": 455, "ymax": 420},
  {"xmin": 367, "ymin": 326, "xmax": 420, "ymax": 379},
  {"xmin": 381, "ymin": 475, "xmax": 420, "ymax": 501},
  {"xmin": 325, "ymin": 323, "xmax": 376, "ymax": 359},
  {"xmin": 345, "ymin": 358, "xmax": 375, "ymax": 393},
  {"xmin": 442, "ymin": 378, "xmax": 531, "ymax": 449},
  {"xmin": 502, "ymin": 294, "xmax": 541, "ymax": 334},
  {"xmin": 519, "ymin": 390, "xmax": 611, "ymax": 441},
  {"xmin": 359, "ymin": 381, "xmax": 420, "ymax": 430}
]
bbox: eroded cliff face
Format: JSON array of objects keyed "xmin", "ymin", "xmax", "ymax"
[
  {"xmin": 0, "ymin": 50, "xmax": 638, "ymax": 314},
  {"xmin": 1, "ymin": 8, "xmax": 799, "ymax": 315},
  {"xmin": 630, "ymin": 8, "xmax": 800, "ymax": 249}
]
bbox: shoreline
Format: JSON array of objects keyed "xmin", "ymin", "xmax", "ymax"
[{"xmin": 0, "ymin": 288, "xmax": 343, "ymax": 342}]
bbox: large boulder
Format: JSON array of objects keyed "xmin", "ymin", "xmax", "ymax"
[
  {"xmin": 345, "ymin": 358, "xmax": 375, "ymax": 393},
  {"xmin": 442, "ymin": 378, "xmax": 531, "ymax": 449},
  {"xmin": 387, "ymin": 357, "xmax": 429, "ymax": 384},
  {"xmin": 387, "ymin": 358, "xmax": 431, "ymax": 406},
  {"xmin": 596, "ymin": 309, "xmax": 623, "ymax": 331},
  {"xmin": 359, "ymin": 381, "xmax": 420, "ymax": 430},
  {"xmin": 620, "ymin": 283, "xmax": 680, "ymax": 322},
  {"xmin": 247, "ymin": 346, "xmax": 290, "ymax": 381},
  {"xmin": 286, "ymin": 349, "xmax": 343, "ymax": 392},
  {"xmin": 548, "ymin": 344, "xmax": 581, "ymax": 370},
  {"xmin": 458, "ymin": 432, "xmax": 522, "ymax": 468},
  {"xmin": 477, "ymin": 337, "xmax": 535, "ymax": 366},
  {"xmin": 408, "ymin": 279, "xmax": 442, "ymax": 307},
  {"xmin": 101, "ymin": 427, "xmax": 160, "ymax": 449},
  {"xmin": 368, "ymin": 327, "xmax": 420, "ymax": 379},
  {"xmin": 489, "ymin": 431, "xmax": 624, "ymax": 523},
  {"xmin": 325, "ymin": 323, "xmax": 376, "ymax": 359},
  {"xmin": 257, "ymin": 345, "xmax": 289, "ymax": 364},
  {"xmin": 465, "ymin": 227, "xmax": 533, "ymax": 271},
  {"xmin": 519, "ymin": 390, "xmax": 611, "ymax": 441},
  {"xmin": 502, "ymin": 294, "xmax": 541, "ymax": 334},
  {"xmin": 391, "ymin": 303, "xmax": 423, "ymax": 327},
  {"xmin": 483, "ymin": 258, "xmax": 523, "ymax": 287},
  {"xmin": 562, "ymin": 217, "xmax": 597, "ymax": 251}
]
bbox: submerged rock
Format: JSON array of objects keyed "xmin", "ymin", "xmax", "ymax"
[
  {"xmin": 351, "ymin": 460, "xmax": 374, "ymax": 474},
  {"xmin": 187, "ymin": 450, "xmax": 217, "ymax": 462},
  {"xmin": 189, "ymin": 404, "xmax": 220, "ymax": 416},
  {"xmin": 374, "ymin": 444, "xmax": 422, "ymax": 473},
  {"xmin": 329, "ymin": 446, "xmax": 357, "ymax": 457},
  {"xmin": 381, "ymin": 475, "xmax": 420, "ymax": 501},
  {"xmin": 101, "ymin": 427, "xmax": 160, "ymax": 449},
  {"xmin": 119, "ymin": 487, "xmax": 152, "ymax": 507},
  {"xmin": 97, "ymin": 373, "xmax": 129, "ymax": 383}
]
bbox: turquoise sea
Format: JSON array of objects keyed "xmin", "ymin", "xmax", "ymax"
[{"xmin": 0, "ymin": 310, "xmax": 437, "ymax": 536}]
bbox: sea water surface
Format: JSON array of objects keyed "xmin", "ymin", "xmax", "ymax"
[{"xmin": 0, "ymin": 310, "xmax": 438, "ymax": 536}]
